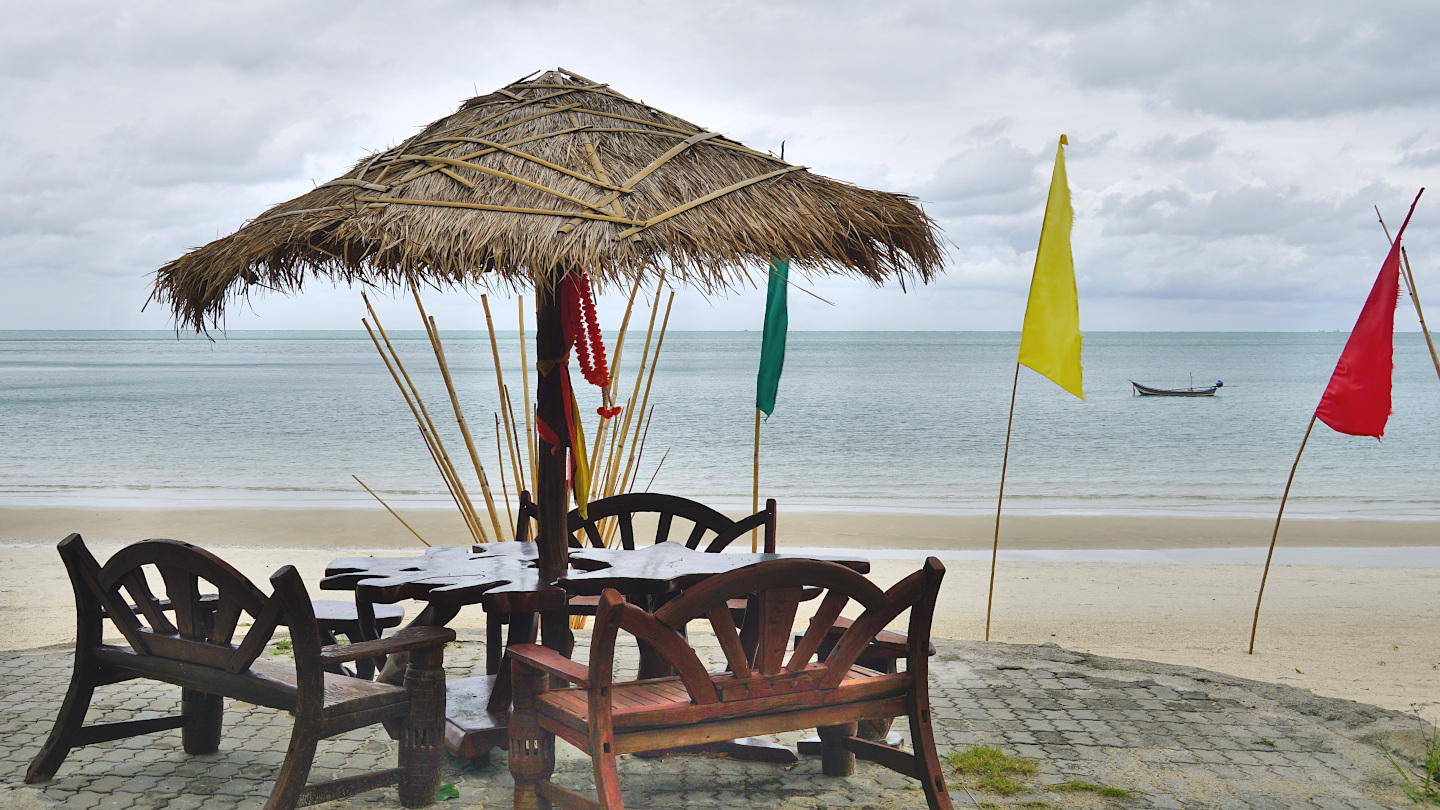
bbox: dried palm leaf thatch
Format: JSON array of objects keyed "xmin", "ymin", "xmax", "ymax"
[{"xmin": 153, "ymin": 68, "xmax": 943, "ymax": 332}]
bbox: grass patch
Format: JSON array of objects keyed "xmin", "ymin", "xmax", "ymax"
[
  {"xmin": 1254, "ymin": 739, "xmax": 1276, "ymax": 747},
  {"xmin": 1384, "ymin": 717, "xmax": 1440, "ymax": 805},
  {"xmin": 1056, "ymin": 779, "xmax": 1132, "ymax": 798},
  {"xmin": 946, "ymin": 745, "xmax": 1038, "ymax": 795},
  {"xmin": 272, "ymin": 638, "xmax": 292, "ymax": 655}
]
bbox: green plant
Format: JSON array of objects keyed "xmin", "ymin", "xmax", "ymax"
[
  {"xmin": 1384, "ymin": 718, "xmax": 1440, "ymax": 805},
  {"xmin": 273, "ymin": 639, "xmax": 292, "ymax": 655},
  {"xmin": 1254, "ymin": 739, "xmax": 1276, "ymax": 747},
  {"xmin": 437, "ymin": 783, "xmax": 460, "ymax": 801},
  {"xmin": 946, "ymin": 745, "xmax": 1038, "ymax": 796},
  {"xmin": 1056, "ymin": 779, "xmax": 1132, "ymax": 798}
]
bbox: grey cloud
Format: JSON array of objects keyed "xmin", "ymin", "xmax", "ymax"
[
  {"xmin": 1142, "ymin": 131, "xmax": 1221, "ymax": 161},
  {"xmin": 922, "ymin": 139, "xmax": 1046, "ymax": 218}
]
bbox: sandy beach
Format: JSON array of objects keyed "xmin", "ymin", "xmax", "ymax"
[{"xmin": 4, "ymin": 506, "xmax": 1438, "ymax": 726}]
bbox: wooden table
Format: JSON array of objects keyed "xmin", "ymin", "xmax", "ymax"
[{"xmin": 322, "ymin": 542, "xmax": 869, "ymax": 762}]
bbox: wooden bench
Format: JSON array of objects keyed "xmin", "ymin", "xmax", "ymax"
[
  {"xmin": 507, "ymin": 557, "xmax": 953, "ymax": 810},
  {"xmin": 26, "ymin": 535, "xmax": 454, "ymax": 810}
]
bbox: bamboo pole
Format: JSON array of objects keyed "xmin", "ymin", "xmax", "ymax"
[
  {"xmin": 482, "ymin": 295, "xmax": 526, "ymax": 506},
  {"xmin": 619, "ymin": 292, "xmax": 674, "ymax": 494},
  {"xmin": 353, "ymin": 475, "xmax": 431, "ymax": 547},
  {"xmin": 408, "ymin": 279, "xmax": 503, "ymax": 543},
  {"xmin": 985, "ymin": 361, "xmax": 1022, "ymax": 642},
  {"xmin": 628, "ymin": 404, "xmax": 657, "ymax": 492},
  {"xmin": 495, "ymin": 414, "xmax": 515, "ymax": 537},
  {"xmin": 586, "ymin": 273, "xmax": 645, "ymax": 502},
  {"xmin": 645, "ymin": 447, "xmax": 671, "ymax": 491},
  {"xmin": 361, "ymin": 302, "xmax": 484, "ymax": 543},
  {"xmin": 518, "ymin": 296, "xmax": 537, "ymax": 498},
  {"xmin": 1376, "ymin": 206, "xmax": 1440, "ymax": 384},
  {"xmin": 502, "ymin": 385, "xmax": 526, "ymax": 502},
  {"xmin": 752, "ymin": 408, "xmax": 762, "ymax": 552},
  {"xmin": 1250, "ymin": 415, "xmax": 1317, "ymax": 654}
]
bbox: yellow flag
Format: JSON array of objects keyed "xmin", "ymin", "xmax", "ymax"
[{"xmin": 1017, "ymin": 135, "xmax": 1084, "ymax": 400}]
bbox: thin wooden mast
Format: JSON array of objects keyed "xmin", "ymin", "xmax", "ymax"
[{"xmin": 985, "ymin": 361, "xmax": 1022, "ymax": 642}]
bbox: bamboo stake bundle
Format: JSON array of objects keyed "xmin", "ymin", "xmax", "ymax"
[
  {"xmin": 409, "ymin": 279, "xmax": 505, "ymax": 542},
  {"xmin": 361, "ymin": 297, "xmax": 486, "ymax": 544},
  {"xmin": 585, "ymin": 273, "xmax": 645, "ymax": 503},
  {"xmin": 518, "ymin": 296, "xmax": 537, "ymax": 498},
  {"xmin": 619, "ymin": 292, "xmax": 675, "ymax": 494},
  {"xmin": 483, "ymin": 295, "xmax": 528, "ymax": 504},
  {"xmin": 603, "ymin": 288, "xmax": 665, "ymax": 499}
]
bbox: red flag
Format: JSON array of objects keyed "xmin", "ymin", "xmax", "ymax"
[
  {"xmin": 1314, "ymin": 242, "xmax": 1401, "ymax": 437},
  {"xmin": 1313, "ymin": 189, "xmax": 1422, "ymax": 438}
]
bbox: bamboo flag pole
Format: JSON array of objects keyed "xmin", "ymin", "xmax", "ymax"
[
  {"xmin": 985, "ymin": 362, "xmax": 1022, "ymax": 641},
  {"xmin": 1377, "ymin": 206, "xmax": 1440, "ymax": 383},
  {"xmin": 353, "ymin": 475, "xmax": 431, "ymax": 547},
  {"xmin": 519, "ymin": 296, "xmax": 537, "ymax": 498},
  {"xmin": 1249, "ymin": 415, "xmax": 1317, "ymax": 654},
  {"xmin": 752, "ymin": 409, "xmax": 762, "ymax": 552},
  {"xmin": 362, "ymin": 299, "xmax": 485, "ymax": 543}
]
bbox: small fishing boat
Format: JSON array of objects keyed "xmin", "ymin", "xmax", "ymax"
[{"xmin": 1130, "ymin": 378, "xmax": 1223, "ymax": 397}]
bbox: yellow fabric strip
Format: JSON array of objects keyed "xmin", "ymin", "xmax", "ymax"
[
  {"xmin": 569, "ymin": 392, "xmax": 590, "ymax": 519},
  {"xmin": 1018, "ymin": 135, "xmax": 1084, "ymax": 400}
]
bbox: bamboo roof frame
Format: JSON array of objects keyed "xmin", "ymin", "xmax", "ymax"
[{"xmin": 152, "ymin": 68, "xmax": 944, "ymax": 331}]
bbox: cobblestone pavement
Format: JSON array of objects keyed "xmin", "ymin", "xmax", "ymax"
[{"xmin": 0, "ymin": 630, "xmax": 1428, "ymax": 809}]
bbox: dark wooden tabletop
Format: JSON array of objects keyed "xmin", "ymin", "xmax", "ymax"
[
  {"xmin": 562, "ymin": 543, "xmax": 870, "ymax": 595},
  {"xmin": 321, "ymin": 543, "xmax": 568, "ymax": 614}
]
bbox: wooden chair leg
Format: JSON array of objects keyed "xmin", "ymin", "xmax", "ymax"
[
  {"xmin": 25, "ymin": 665, "xmax": 97, "ymax": 783},
  {"xmin": 398, "ymin": 647, "xmax": 446, "ymax": 808},
  {"xmin": 906, "ymin": 696, "xmax": 954, "ymax": 810},
  {"xmin": 817, "ymin": 722, "xmax": 857, "ymax": 776},
  {"xmin": 181, "ymin": 689, "xmax": 224, "ymax": 755},
  {"xmin": 509, "ymin": 663, "xmax": 555, "ymax": 810},
  {"xmin": 264, "ymin": 725, "xmax": 319, "ymax": 810}
]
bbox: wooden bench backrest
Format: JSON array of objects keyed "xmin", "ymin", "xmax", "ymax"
[
  {"xmin": 588, "ymin": 557, "xmax": 945, "ymax": 703},
  {"xmin": 58, "ymin": 534, "xmax": 314, "ymax": 678},
  {"xmin": 514, "ymin": 491, "xmax": 777, "ymax": 553}
]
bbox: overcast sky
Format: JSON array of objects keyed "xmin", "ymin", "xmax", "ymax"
[{"xmin": 3, "ymin": 0, "xmax": 1438, "ymax": 332}]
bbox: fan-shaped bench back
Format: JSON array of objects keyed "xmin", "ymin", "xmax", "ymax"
[
  {"xmin": 64, "ymin": 537, "xmax": 289, "ymax": 675},
  {"xmin": 589, "ymin": 557, "xmax": 944, "ymax": 703}
]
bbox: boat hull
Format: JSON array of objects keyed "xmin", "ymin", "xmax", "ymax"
[{"xmin": 1130, "ymin": 380, "xmax": 1219, "ymax": 397}]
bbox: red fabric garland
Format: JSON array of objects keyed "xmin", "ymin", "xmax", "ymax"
[{"xmin": 560, "ymin": 272, "xmax": 622, "ymax": 419}]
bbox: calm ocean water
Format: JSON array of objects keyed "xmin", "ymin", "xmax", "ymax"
[{"xmin": 0, "ymin": 330, "xmax": 1436, "ymax": 519}]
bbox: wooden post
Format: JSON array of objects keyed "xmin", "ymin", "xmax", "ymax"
[
  {"xmin": 534, "ymin": 282, "xmax": 574, "ymax": 656},
  {"xmin": 985, "ymin": 361, "xmax": 1022, "ymax": 642},
  {"xmin": 1249, "ymin": 414, "xmax": 1316, "ymax": 654}
]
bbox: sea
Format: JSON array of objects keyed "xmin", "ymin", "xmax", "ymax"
[{"xmin": 1, "ymin": 330, "xmax": 1437, "ymax": 522}]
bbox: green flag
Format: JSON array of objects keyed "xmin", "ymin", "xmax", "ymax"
[{"xmin": 756, "ymin": 258, "xmax": 789, "ymax": 416}]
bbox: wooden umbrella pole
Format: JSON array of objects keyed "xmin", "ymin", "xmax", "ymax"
[
  {"xmin": 1249, "ymin": 414, "xmax": 1317, "ymax": 654},
  {"xmin": 482, "ymin": 295, "xmax": 526, "ymax": 503},
  {"xmin": 362, "ymin": 307, "xmax": 484, "ymax": 543},
  {"xmin": 752, "ymin": 409, "xmax": 762, "ymax": 552},
  {"xmin": 353, "ymin": 475, "xmax": 431, "ymax": 547},
  {"xmin": 985, "ymin": 361, "xmax": 1022, "ymax": 642},
  {"xmin": 518, "ymin": 296, "xmax": 537, "ymax": 497},
  {"xmin": 534, "ymin": 281, "xmax": 574, "ymax": 655},
  {"xmin": 1376, "ymin": 207, "xmax": 1440, "ymax": 383}
]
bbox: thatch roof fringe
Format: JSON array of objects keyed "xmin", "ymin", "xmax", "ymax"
[{"xmin": 153, "ymin": 68, "xmax": 942, "ymax": 331}]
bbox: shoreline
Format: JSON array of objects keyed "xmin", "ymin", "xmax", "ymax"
[{"xmin": 3, "ymin": 506, "xmax": 1438, "ymax": 550}]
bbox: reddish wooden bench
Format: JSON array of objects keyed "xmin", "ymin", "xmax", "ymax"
[
  {"xmin": 507, "ymin": 557, "xmax": 953, "ymax": 810},
  {"xmin": 26, "ymin": 535, "xmax": 454, "ymax": 810}
]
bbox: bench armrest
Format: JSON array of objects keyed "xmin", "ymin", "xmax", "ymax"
[
  {"xmin": 508, "ymin": 643, "xmax": 589, "ymax": 686},
  {"xmin": 320, "ymin": 625, "xmax": 456, "ymax": 664}
]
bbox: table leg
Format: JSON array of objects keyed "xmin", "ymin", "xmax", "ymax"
[{"xmin": 377, "ymin": 602, "xmax": 461, "ymax": 686}]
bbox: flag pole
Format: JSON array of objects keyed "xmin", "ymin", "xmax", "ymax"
[
  {"xmin": 752, "ymin": 408, "xmax": 762, "ymax": 552},
  {"xmin": 1249, "ymin": 415, "xmax": 1316, "ymax": 654},
  {"xmin": 1376, "ymin": 205, "xmax": 1440, "ymax": 384},
  {"xmin": 985, "ymin": 361, "xmax": 1022, "ymax": 641}
]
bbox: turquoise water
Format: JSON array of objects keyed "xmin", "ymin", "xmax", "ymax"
[{"xmin": 1, "ymin": 330, "xmax": 1436, "ymax": 519}]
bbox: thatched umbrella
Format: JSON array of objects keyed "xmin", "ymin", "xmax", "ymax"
[{"xmin": 152, "ymin": 67, "xmax": 943, "ymax": 648}]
